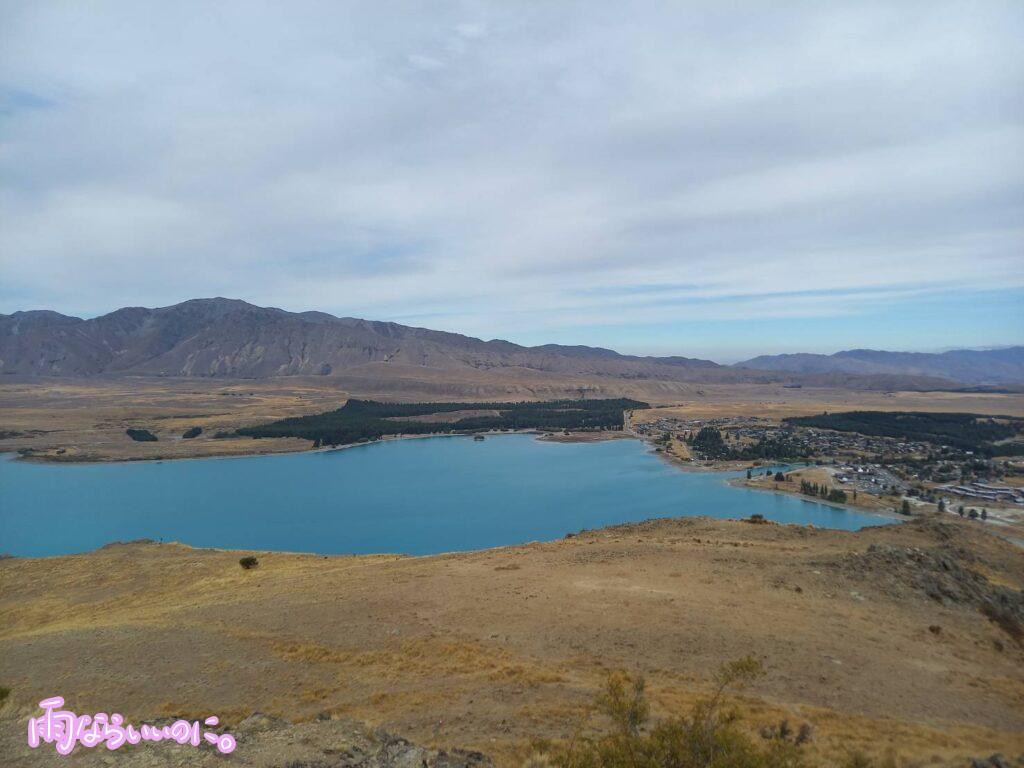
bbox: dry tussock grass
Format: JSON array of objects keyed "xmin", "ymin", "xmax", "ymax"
[{"xmin": 270, "ymin": 637, "xmax": 566, "ymax": 688}]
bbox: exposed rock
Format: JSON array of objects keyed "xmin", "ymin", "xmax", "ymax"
[
  {"xmin": 0, "ymin": 712, "xmax": 493, "ymax": 768},
  {"xmin": 237, "ymin": 711, "xmax": 290, "ymax": 734},
  {"xmin": 840, "ymin": 541, "xmax": 1024, "ymax": 643}
]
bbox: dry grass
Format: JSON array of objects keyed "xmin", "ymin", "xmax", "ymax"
[
  {"xmin": 1, "ymin": 518, "xmax": 1022, "ymax": 765},
  {"xmin": 632, "ymin": 388, "xmax": 1024, "ymax": 423},
  {"xmin": 7, "ymin": 377, "xmax": 1022, "ymax": 464}
]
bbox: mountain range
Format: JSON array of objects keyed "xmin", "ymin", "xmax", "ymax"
[
  {"xmin": 737, "ymin": 347, "xmax": 1024, "ymax": 386},
  {"xmin": 1, "ymin": 298, "xmax": 1019, "ymax": 388}
]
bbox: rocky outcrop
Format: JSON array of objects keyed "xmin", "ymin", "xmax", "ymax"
[
  {"xmin": 3, "ymin": 711, "xmax": 493, "ymax": 768},
  {"xmin": 839, "ymin": 538, "xmax": 1024, "ymax": 645}
]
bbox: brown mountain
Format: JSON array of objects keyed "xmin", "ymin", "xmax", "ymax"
[
  {"xmin": 737, "ymin": 347, "xmax": 1024, "ymax": 386},
  {"xmin": 0, "ymin": 298, "xmax": 955, "ymax": 389}
]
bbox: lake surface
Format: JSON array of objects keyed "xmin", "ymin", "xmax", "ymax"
[{"xmin": 0, "ymin": 434, "xmax": 893, "ymax": 557}]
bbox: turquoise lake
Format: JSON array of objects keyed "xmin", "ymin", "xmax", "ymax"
[{"xmin": 0, "ymin": 434, "xmax": 893, "ymax": 557}]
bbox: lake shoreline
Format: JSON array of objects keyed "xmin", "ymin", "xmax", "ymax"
[
  {"xmin": 725, "ymin": 475, "xmax": 909, "ymax": 523},
  {"xmin": 10, "ymin": 428, "xmax": 633, "ymax": 465},
  {"xmin": 0, "ymin": 433, "xmax": 897, "ymax": 559}
]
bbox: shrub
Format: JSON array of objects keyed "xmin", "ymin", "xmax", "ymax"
[
  {"xmin": 239, "ymin": 556, "xmax": 259, "ymax": 570},
  {"xmin": 126, "ymin": 428, "xmax": 158, "ymax": 442},
  {"xmin": 0, "ymin": 685, "xmax": 9, "ymax": 705},
  {"xmin": 840, "ymin": 751, "xmax": 898, "ymax": 768},
  {"xmin": 182, "ymin": 426, "xmax": 202, "ymax": 439},
  {"xmin": 842, "ymin": 754, "xmax": 873, "ymax": 768},
  {"xmin": 759, "ymin": 720, "xmax": 812, "ymax": 745},
  {"xmin": 533, "ymin": 656, "xmax": 812, "ymax": 768}
]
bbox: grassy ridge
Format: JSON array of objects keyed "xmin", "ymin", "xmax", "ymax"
[{"xmin": 237, "ymin": 398, "xmax": 648, "ymax": 447}]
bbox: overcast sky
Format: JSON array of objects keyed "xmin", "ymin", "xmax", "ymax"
[{"xmin": 1, "ymin": 1, "xmax": 1022, "ymax": 361}]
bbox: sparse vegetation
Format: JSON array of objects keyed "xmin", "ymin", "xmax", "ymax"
[{"xmin": 532, "ymin": 657, "xmax": 815, "ymax": 768}]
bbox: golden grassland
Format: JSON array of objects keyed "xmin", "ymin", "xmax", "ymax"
[{"xmin": 1, "ymin": 516, "xmax": 1022, "ymax": 766}]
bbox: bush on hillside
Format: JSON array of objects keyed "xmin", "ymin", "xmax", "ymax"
[{"xmin": 531, "ymin": 656, "xmax": 814, "ymax": 768}]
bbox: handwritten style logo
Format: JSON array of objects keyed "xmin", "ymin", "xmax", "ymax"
[{"xmin": 27, "ymin": 697, "xmax": 236, "ymax": 755}]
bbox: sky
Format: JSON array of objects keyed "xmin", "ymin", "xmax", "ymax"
[{"xmin": 1, "ymin": 1, "xmax": 1022, "ymax": 362}]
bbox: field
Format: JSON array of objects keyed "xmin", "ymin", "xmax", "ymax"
[
  {"xmin": 2, "ymin": 516, "xmax": 1022, "ymax": 767},
  {"xmin": 3, "ymin": 377, "xmax": 1024, "ymax": 463},
  {"xmin": 630, "ymin": 388, "xmax": 1024, "ymax": 424}
]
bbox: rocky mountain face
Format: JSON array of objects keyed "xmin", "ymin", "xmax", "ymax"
[
  {"xmin": 0, "ymin": 298, "xmax": 737, "ymax": 381},
  {"xmin": 0, "ymin": 298, "xmax": 958, "ymax": 389},
  {"xmin": 737, "ymin": 347, "xmax": 1024, "ymax": 386}
]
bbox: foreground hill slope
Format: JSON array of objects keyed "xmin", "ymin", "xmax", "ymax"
[
  {"xmin": 1, "ymin": 516, "xmax": 1021, "ymax": 766},
  {"xmin": 0, "ymin": 298, "xmax": 954, "ymax": 390},
  {"xmin": 738, "ymin": 347, "xmax": 1024, "ymax": 385}
]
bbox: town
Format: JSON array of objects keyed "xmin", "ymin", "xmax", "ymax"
[{"xmin": 631, "ymin": 410, "xmax": 1024, "ymax": 530}]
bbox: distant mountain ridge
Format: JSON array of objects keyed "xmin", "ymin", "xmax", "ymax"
[
  {"xmin": 0, "ymin": 298, "xmax": 986, "ymax": 389},
  {"xmin": 0, "ymin": 298, "xmax": 730, "ymax": 381},
  {"xmin": 736, "ymin": 347, "xmax": 1024, "ymax": 385}
]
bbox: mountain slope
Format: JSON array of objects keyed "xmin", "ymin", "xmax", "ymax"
[
  {"xmin": 0, "ymin": 298, "xmax": 962, "ymax": 389},
  {"xmin": 0, "ymin": 298, "xmax": 731, "ymax": 381},
  {"xmin": 737, "ymin": 347, "xmax": 1024, "ymax": 385}
]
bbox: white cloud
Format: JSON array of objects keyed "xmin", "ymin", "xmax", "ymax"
[
  {"xmin": 0, "ymin": 0, "xmax": 1021, "ymax": 351},
  {"xmin": 454, "ymin": 22, "xmax": 486, "ymax": 40}
]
